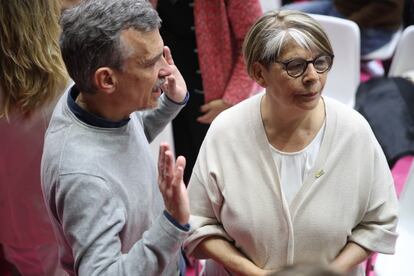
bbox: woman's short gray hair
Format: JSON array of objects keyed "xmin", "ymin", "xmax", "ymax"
[
  {"xmin": 60, "ymin": 0, "xmax": 161, "ymax": 93},
  {"xmin": 243, "ymin": 10, "xmax": 333, "ymax": 77}
]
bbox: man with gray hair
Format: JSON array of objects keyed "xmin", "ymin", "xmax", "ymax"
[{"xmin": 41, "ymin": 0, "xmax": 190, "ymax": 275}]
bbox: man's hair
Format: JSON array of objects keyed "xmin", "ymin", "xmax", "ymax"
[
  {"xmin": 60, "ymin": 0, "xmax": 161, "ymax": 93},
  {"xmin": 243, "ymin": 10, "xmax": 334, "ymax": 77},
  {"xmin": 0, "ymin": 0, "xmax": 68, "ymax": 119}
]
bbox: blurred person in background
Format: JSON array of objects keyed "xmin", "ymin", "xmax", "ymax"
[
  {"xmin": 152, "ymin": 0, "xmax": 262, "ymax": 183},
  {"xmin": 61, "ymin": 0, "xmax": 82, "ymax": 10},
  {"xmin": 282, "ymin": 0, "xmax": 404, "ymax": 56},
  {"xmin": 0, "ymin": 0, "xmax": 69, "ymax": 275}
]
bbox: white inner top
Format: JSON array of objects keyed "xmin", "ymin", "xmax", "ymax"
[{"xmin": 270, "ymin": 121, "xmax": 326, "ymax": 205}]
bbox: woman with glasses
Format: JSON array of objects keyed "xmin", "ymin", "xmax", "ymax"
[{"xmin": 184, "ymin": 10, "xmax": 398, "ymax": 276}]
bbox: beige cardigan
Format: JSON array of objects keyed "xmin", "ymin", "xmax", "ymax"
[{"xmin": 184, "ymin": 93, "xmax": 398, "ymax": 275}]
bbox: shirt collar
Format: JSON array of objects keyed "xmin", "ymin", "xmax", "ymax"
[{"xmin": 67, "ymin": 85, "xmax": 130, "ymax": 128}]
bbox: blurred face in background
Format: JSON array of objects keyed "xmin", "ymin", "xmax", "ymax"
[{"xmin": 61, "ymin": 0, "xmax": 81, "ymax": 10}]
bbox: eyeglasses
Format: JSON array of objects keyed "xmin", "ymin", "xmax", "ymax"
[{"xmin": 275, "ymin": 55, "xmax": 334, "ymax": 78}]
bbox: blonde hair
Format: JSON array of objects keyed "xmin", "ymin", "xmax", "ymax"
[
  {"xmin": 0, "ymin": 0, "xmax": 68, "ymax": 119},
  {"xmin": 243, "ymin": 10, "xmax": 333, "ymax": 77}
]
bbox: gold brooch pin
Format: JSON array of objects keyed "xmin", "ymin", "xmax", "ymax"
[{"xmin": 315, "ymin": 169, "xmax": 325, "ymax": 178}]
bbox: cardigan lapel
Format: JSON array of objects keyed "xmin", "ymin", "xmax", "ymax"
[
  {"xmin": 250, "ymin": 92, "xmax": 286, "ymax": 202},
  {"xmin": 251, "ymin": 95, "xmax": 338, "ymax": 221},
  {"xmin": 289, "ymin": 97, "xmax": 337, "ymax": 219},
  {"xmin": 249, "ymin": 92, "xmax": 295, "ymax": 246}
]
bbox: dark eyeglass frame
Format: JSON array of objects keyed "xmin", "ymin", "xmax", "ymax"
[{"xmin": 274, "ymin": 54, "xmax": 335, "ymax": 78}]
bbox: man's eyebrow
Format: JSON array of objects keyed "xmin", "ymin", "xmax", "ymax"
[{"xmin": 143, "ymin": 51, "xmax": 164, "ymax": 65}]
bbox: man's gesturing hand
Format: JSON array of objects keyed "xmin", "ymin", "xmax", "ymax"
[{"xmin": 158, "ymin": 143, "xmax": 190, "ymax": 225}]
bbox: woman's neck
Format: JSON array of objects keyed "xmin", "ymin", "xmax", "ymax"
[{"xmin": 260, "ymin": 95, "xmax": 325, "ymax": 152}]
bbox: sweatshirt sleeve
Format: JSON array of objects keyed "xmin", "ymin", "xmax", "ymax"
[
  {"xmin": 56, "ymin": 174, "xmax": 188, "ymax": 276},
  {"xmin": 139, "ymin": 92, "xmax": 187, "ymax": 143}
]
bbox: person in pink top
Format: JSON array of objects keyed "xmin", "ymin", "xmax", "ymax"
[
  {"xmin": 152, "ymin": 0, "xmax": 263, "ymax": 183},
  {"xmin": 0, "ymin": 1, "xmax": 69, "ymax": 274}
]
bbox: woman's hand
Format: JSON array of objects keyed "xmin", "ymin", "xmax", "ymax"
[
  {"xmin": 192, "ymin": 236, "xmax": 275, "ymax": 276},
  {"xmin": 232, "ymin": 267, "xmax": 276, "ymax": 276},
  {"xmin": 197, "ymin": 99, "xmax": 231, "ymax": 124},
  {"xmin": 329, "ymin": 242, "xmax": 372, "ymax": 273}
]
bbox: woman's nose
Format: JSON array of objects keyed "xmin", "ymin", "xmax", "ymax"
[{"xmin": 303, "ymin": 63, "xmax": 319, "ymax": 81}]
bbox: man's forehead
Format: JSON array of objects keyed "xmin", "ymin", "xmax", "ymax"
[{"xmin": 120, "ymin": 28, "xmax": 163, "ymax": 61}]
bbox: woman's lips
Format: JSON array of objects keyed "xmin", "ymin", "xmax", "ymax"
[
  {"xmin": 296, "ymin": 91, "xmax": 319, "ymax": 101},
  {"xmin": 303, "ymin": 92, "xmax": 318, "ymax": 97}
]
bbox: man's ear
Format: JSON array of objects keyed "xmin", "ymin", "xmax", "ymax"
[
  {"xmin": 93, "ymin": 67, "xmax": 117, "ymax": 94},
  {"xmin": 252, "ymin": 62, "xmax": 267, "ymax": 88}
]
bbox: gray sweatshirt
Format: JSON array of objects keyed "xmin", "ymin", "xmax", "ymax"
[{"xmin": 41, "ymin": 86, "xmax": 189, "ymax": 275}]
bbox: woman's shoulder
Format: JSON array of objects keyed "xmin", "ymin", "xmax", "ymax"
[
  {"xmin": 214, "ymin": 92, "xmax": 262, "ymax": 125},
  {"xmin": 324, "ymin": 96, "xmax": 373, "ymax": 135},
  {"xmin": 210, "ymin": 93, "xmax": 262, "ymax": 129}
]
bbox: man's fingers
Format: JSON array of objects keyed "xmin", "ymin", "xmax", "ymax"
[
  {"xmin": 163, "ymin": 46, "xmax": 174, "ymax": 65},
  {"xmin": 176, "ymin": 155, "xmax": 186, "ymax": 171},
  {"xmin": 164, "ymin": 150, "xmax": 174, "ymax": 183},
  {"xmin": 158, "ymin": 143, "xmax": 170, "ymax": 191},
  {"xmin": 159, "ymin": 149, "xmax": 187, "ymax": 202},
  {"xmin": 158, "ymin": 143, "xmax": 167, "ymax": 181},
  {"xmin": 167, "ymin": 76, "xmax": 176, "ymax": 93},
  {"xmin": 161, "ymin": 76, "xmax": 175, "ymax": 93},
  {"xmin": 173, "ymin": 156, "xmax": 185, "ymax": 193},
  {"xmin": 172, "ymin": 165, "xmax": 184, "ymax": 195}
]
